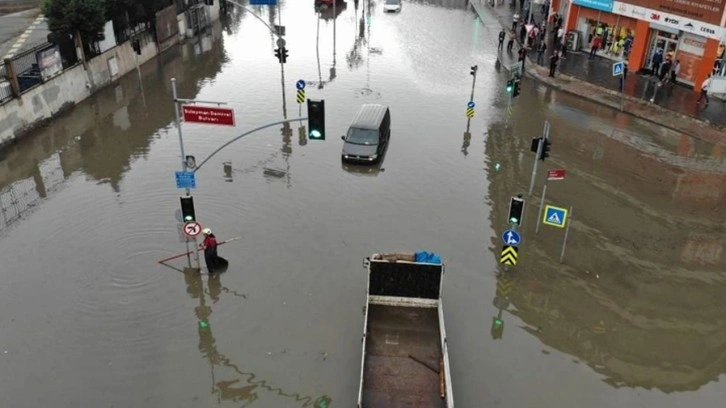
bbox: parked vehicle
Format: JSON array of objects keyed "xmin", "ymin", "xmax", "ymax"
[
  {"xmin": 357, "ymin": 252, "xmax": 454, "ymax": 408},
  {"xmin": 341, "ymin": 104, "xmax": 391, "ymax": 164},
  {"xmin": 383, "ymin": 0, "xmax": 402, "ymax": 12}
]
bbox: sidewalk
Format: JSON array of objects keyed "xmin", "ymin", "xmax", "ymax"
[
  {"xmin": 0, "ymin": 7, "xmax": 48, "ymax": 60},
  {"xmin": 469, "ymin": 0, "xmax": 726, "ymax": 142}
]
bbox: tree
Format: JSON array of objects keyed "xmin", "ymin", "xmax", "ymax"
[
  {"xmin": 43, "ymin": 0, "xmax": 108, "ymax": 62},
  {"xmin": 43, "ymin": 0, "xmax": 108, "ymax": 38}
]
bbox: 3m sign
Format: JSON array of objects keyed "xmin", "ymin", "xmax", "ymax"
[{"xmin": 182, "ymin": 105, "xmax": 236, "ymax": 127}]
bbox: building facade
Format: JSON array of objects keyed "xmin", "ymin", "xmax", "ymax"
[{"xmin": 554, "ymin": 0, "xmax": 726, "ymax": 91}]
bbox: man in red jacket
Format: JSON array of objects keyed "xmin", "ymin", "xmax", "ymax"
[{"xmin": 201, "ymin": 228, "xmax": 220, "ymax": 273}]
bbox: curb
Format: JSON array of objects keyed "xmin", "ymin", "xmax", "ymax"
[{"xmin": 468, "ymin": 0, "xmax": 726, "ymax": 141}]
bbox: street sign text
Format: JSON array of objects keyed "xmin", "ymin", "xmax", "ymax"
[{"xmin": 182, "ymin": 105, "xmax": 236, "ymax": 127}]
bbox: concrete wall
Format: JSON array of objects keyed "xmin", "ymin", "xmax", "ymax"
[
  {"xmin": 0, "ymin": 31, "xmax": 158, "ymax": 145},
  {"xmin": 0, "ymin": 2, "xmax": 221, "ymax": 146}
]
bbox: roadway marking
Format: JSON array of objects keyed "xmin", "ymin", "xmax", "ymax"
[{"xmin": 4, "ymin": 14, "xmax": 46, "ymax": 59}]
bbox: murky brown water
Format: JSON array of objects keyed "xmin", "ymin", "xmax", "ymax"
[{"xmin": 0, "ymin": 1, "xmax": 724, "ymax": 407}]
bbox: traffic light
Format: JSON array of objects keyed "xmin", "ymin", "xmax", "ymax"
[
  {"xmin": 539, "ymin": 136, "xmax": 551, "ymax": 161},
  {"xmin": 491, "ymin": 316, "xmax": 504, "ymax": 340},
  {"xmin": 281, "ymin": 47, "xmax": 288, "ymax": 63},
  {"xmin": 470, "ymin": 65, "xmax": 478, "ymax": 76},
  {"xmin": 530, "ymin": 137, "xmax": 542, "ymax": 153},
  {"xmin": 180, "ymin": 196, "xmax": 196, "ymax": 222},
  {"xmin": 274, "ymin": 47, "xmax": 281, "ymax": 62},
  {"xmin": 512, "ymin": 79, "xmax": 521, "ymax": 97},
  {"xmin": 506, "ymin": 79, "xmax": 514, "ymax": 93},
  {"xmin": 507, "ymin": 196, "xmax": 524, "ymax": 226},
  {"xmin": 307, "ymin": 99, "xmax": 325, "ymax": 140}
]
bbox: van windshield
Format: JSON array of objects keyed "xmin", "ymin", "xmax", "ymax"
[{"xmin": 346, "ymin": 128, "xmax": 379, "ymax": 145}]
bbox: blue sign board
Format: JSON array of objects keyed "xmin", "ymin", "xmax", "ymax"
[
  {"xmin": 501, "ymin": 229, "xmax": 521, "ymax": 246},
  {"xmin": 467, "ymin": 101, "xmax": 476, "ymax": 108},
  {"xmin": 612, "ymin": 61, "xmax": 624, "ymax": 76},
  {"xmin": 543, "ymin": 205, "xmax": 568, "ymax": 228},
  {"xmin": 296, "ymin": 79, "xmax": 306, "ymax": 90},
  {"xmin": 572, "ymin": 0, "xmax": 613, "ymax": 12},
  {"xmin": 250, "ymin": 0, "xmax": 277, "ymax": 5},
  {"xmin": 175, "ymin": 171, "xmax": 197, "ymax": 189}
]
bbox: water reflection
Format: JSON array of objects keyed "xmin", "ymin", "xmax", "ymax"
[
  {"xmin": 483, "ymin": 104, "xmax": 726, "ymax": 393},
  {"xmin": 181, "ymin": 268, "xmax": 333, "ymax": 407},
  {"xmin": 0, "ymin": 23, "xmax": 227, "ymax": 230}
]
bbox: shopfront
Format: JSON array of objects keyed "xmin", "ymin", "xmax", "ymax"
[
  {"xmin": 570, "ymin": 0, "xmax": 639, "ymax": 58},
  {"xmin": 565, "ymin": 0, "xmax": 726, "ymax": 90}
]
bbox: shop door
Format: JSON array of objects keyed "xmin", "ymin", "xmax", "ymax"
[{"xmin": 646, "ymin": 32, "xmax": 679, "ymax": 70}]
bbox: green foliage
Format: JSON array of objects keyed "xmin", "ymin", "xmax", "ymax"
[{"xmin": 43, "ymin": 0, "xmax": 108, "ymax": 36}]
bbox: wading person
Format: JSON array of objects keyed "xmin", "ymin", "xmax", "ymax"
[{"xmin": 201, "ymin": 228, "xmax": 228, "ymax": 273}]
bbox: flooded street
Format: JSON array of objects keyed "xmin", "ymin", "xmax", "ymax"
[{"xmin": 0, "ymin": 1, "xmax": 724, "ymax": 407}]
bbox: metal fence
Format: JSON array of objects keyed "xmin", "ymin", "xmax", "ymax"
[{"xmin": 0, "ymin": 64, "xmax": 12, "ymax": 103}]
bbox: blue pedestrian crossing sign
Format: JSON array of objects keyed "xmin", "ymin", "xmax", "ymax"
[
  {"xmin": 296, "ymin": 79, "xmax": 306, "ymax": 90},
  {"xmin": 501, "ymin": 229, "xmax": 521, "ymax": 246},
  {"xmin": 612, "ymin": 61, "xmax": 624, "ymax": 77},
  {"xmin": 543, "ymin": 205, "xmax": 568, "ymax": 228},
  {"xmin": 175, "ymin": 171, "xmax": 197, "ymax": 189}
]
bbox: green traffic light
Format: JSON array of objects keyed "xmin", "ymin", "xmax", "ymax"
[
  {"xmin": 199, "ymin": 320, "xmax": 209, "ymax": 328},
  {"xmin": 494, "ymin": 163, "xmax": 501, "ymax": 172},
  {"xmin": 184, "ymin": 215, "xmax": 193, "ymax": 222},
  {"xmin": 509, "ymin": 217, "xmax": 518, "ymax": 224},
  {"xmin": 494, "ymin": 318, "xmax": 503, "ymax": 327},
  {"xmin": 309, "ymin": 129, "xmax": 322, "ymax": 139}
]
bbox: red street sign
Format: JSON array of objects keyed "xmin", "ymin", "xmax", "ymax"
[
  {"xmin": 547, "ymin": 169, "xmax": 566, "ymax": 180},
  {"xmin": 182, "ymin": 104, "xmax": 235, "ymax": 127}
]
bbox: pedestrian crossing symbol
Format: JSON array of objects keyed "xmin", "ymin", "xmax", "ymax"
[
  {"xmin": 543, "ymin": 205, "xmax": 568, "ymax": 228},
  {"xmin": 499, "ymin": 245, "xmax": 518, "ymax": 266}
]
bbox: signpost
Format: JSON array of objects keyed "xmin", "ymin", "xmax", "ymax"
[
  {"xmin": 542, "ymin": 205, "xmax": 568, "ymax": 228},
  {"xmin": 535, "ymin": 169, "xmax": 565, "ymax": 233},
  {"xmin": 613, "ymin": 61, "xmax": 625, "ymax": 112},
  {"xmin": 501, "ymin": 229, "xmax": 521, "ymax": 246},
  {"xmin": 466, "ymin": 101, "xmax": 475, "ymax": 118},
  {"xmin": 175, "ymin": 171, "xmax": 197, "ymax": 189},
  {"xmin": 182, "ymin": 105, "xmax": 236, "ymax": 127},
  {"xmin": 296, "ymin": 79, "xmax": 306, "ymax": 114},
  {"xmin": 500, "ymin": 246, "xmax": 518, "ymax": 266},
  {"xmin": 183, "ymin": 221, "xmax": 203, "ymax": 237}
]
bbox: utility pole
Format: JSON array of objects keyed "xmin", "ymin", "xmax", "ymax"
[{"xmin": 469, "ymin": 65, "xmax": 478, "ymax": 102}]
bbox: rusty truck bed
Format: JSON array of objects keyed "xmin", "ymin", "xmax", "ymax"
[{"xmin": 362, "ymin": 304, "xmax": 446, "ymax": 408}]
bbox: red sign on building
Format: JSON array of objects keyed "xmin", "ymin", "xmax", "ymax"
[
  {"xmin": 182, "ymin": 105, "xmax": 236, "ymax": 127},
  {"xmin": 547, "ymin": 169, "xmax": 566, "ymax": 180}
]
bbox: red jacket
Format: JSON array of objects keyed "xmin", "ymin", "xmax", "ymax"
[{"xmin": 203, "ymin": 235, "xmax": 217, "ymax": 249}]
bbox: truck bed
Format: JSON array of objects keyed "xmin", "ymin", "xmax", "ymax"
[{"xmin": 362, "ymin": 304, "xmax": 445, "ymax": 408}]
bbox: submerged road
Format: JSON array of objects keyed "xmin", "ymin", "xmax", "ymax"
[{"xmin": 0, "ymin": 1, "xmax": 724, "ymax": 407}]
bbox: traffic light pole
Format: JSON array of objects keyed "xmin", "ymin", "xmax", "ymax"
[
  {"xmin": 171, "ymin": 78, "xmax": 196, "ymax": 269},
  {"xmin": 470, "ymin": 66, "xmax": 477, "ymax": 102},
  {"xmin": 528, "ymin": 120, "xmax": 550, "ymax": 196},
  {"xmin": 193, "ymin": 117, "xmax": 308, "ymax": 173},
  {"xmin": 171, "ymin": 78, "xmax": 228, "ymax": 271},
  {"xmin": 535, "ymin": 181, "xmax": 547, "ymax": 234}
]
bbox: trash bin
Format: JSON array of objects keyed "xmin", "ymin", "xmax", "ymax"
[{"xmin": 566, "ymin": 30, "xmax": 581, "ymax": 52}]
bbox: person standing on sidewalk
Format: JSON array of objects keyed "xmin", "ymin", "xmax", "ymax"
[
  {"xmin": 589, "ymin": 36, "xmax": 601, "ymax": 59},
  {"xmin": 498, "ymin": 29, "xmax": 506, "ymax": 51},
  {"xmin": 507, "ymin": 31, "xmax": 515, "ymax": 53},
  {"xmin": 549, "ymin": 51, "xmax": 559, "ymax": 77},
  {"xmin": 512, "ymin": 12, "xmax": 519, "ymax": 32},
  {"xmin": 536, "ymin": 41, "xmax": 547, "ymax": 65},
  {"xmin": 697, "ymin": 74, "xmax": 711, "ymax": 106}
]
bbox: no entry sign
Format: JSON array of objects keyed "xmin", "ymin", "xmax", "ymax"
[{"xmin": 182, "ymin": 105, "xmax": 236, "ymax": 127}]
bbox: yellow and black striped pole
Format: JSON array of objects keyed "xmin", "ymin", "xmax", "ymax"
[{"xmin": 296, "ymin": 89, "xmax": 305, "ymax": 104}]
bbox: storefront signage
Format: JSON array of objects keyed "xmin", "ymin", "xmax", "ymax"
[
  {"xmin": 612, "ymin": 1, "xmax": 724, "ymax": 40},
  {"xmin": 621, "ymin": 0, "xmax": 725, "ymax": 26},
  {"xmin": 573, "ymin": 0, "xmax": 614, "ymax": 12}
]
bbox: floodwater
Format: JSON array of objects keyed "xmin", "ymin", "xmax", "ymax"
[{"xmin": 0, "ymin": 1, "xmax": 724, "ymax": 407}]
